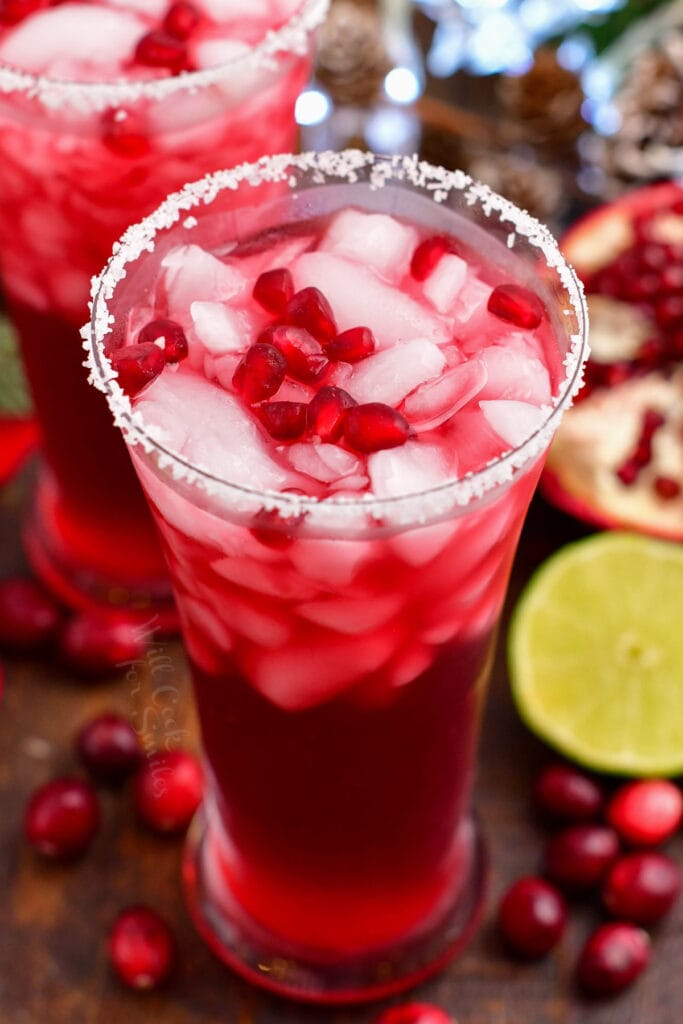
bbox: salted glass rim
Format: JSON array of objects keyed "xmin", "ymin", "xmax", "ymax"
[
  {"xmin": 85, "ymin": 149, "xmax": 589, "ymax": 529},
  {"xmin": 0, "ymin": 0, "xmax": 329, "ymax": 110}
]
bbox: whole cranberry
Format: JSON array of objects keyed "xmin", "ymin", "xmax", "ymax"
[
  {"xmin": 603, "ymin": 851, "xmax": 681, "ymax": 925},
  {"xmin": 24, "ymin": 777, "xmax": 100, "ymax": 858},
  {"xmin": 76, "ymin": 713, "xmax": 142, "ymax": 784},
  {"xmin": 607, "ymin": 779, "xmax": 683, "ymax": 847},
  {"xmin": 0, "ymin": 578, "xmax": 62, "ymax": 652},
  {"xmin": 544, "ymin": 824, "xmax": 620, "ymax": 891},
  {"xmin": 576, "ymin": 922, "xmax": 650, "ymax": 996},
  {"xmin": 132, "ymin": 750, "xmax": 203, "ymax": 834},
  {"xmin": 374, "ymin": 1004, "xmax": 454, "ymax": 1024},
  {"xmin": 533, "ymin": 762, "xmax": 603, "ymax": 822},
  {"xmin": 108, "ymin": 905, "xmax": 175, "ymax": 990},
  {"xmin": 59, "ymin": 613, "xmax": 148, "ymax": 675},
  {"xmin": 497, "ymin": 876, "xmax": 567, "ymax": 958}
]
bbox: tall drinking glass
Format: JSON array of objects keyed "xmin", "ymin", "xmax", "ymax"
[
  {"xmin": 86, "ymin": 151, "xmax": 588, "ymax": 1001},
  {"xmin": 0, "ymin": 0, "xmax": 328, "ymax": 624}
]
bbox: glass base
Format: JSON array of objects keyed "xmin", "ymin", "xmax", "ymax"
[{"xmin": 182, "ymin": 811, "xmax": 488, "ymax": 1005}]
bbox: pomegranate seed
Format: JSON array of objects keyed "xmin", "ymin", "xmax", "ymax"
[
  {"xmin": 374, "ymin": 1003, "xmax": 454, "ymax": 1024},
  {"xmin": 410, "ymin": 235, "xmax": 452, "ymax": 281},
  {"xmin": 258, "ymin": 401, "xmax": 307, "ymax": 441},
  {"xmin": 110, "ymin": 342, "xmax": 166, "ymax": 397},
  {"xmin": 344, "ymin": 403, "xmax": 413, "ymax": 454},
  {"xmin": 488, "ymin": 284, "xmax": 545, "ymax": 329},
  {"xmin": 134, "ymin": 30, "xmax": 187, "ymax": 72},
  {"xmin": 654, "ymin": 294, "xmax": 683, "ymax": 330},
  {"xmin": 544, "ymin": 824, "xmax": 620, "ymax": 891},
  {"xmin": 497, "ymin": 877, "xmax": 566, "ymax": 958},
  {"xmin": 286, "ymin": 287, "xmax": 337, "ymax": 344},
  {"xmin": 616, "ymin": 456, "xmax": 641, "ymax": 486},
  {"xmin": 0, "ymin": 578, "xmax": 62, "ymax": 652},
  {"xmin": 24, "ymin": 777, "xmax": 100, "ymax": 859},
  {"xmin": 654, "ymin": 475, "xmax": 681, "ymax": 500},
  {"xmin": 232, "ymin": 343, "xmax": 286, "ymax": 404},
  {"xmin": 137, "ymin": 318, "xmax": 188, "ymax": 364},
  {"xmin": 607, "ymin": 779, "xmax": 683, "ymax": 847},
  {"xmin": 576, "ymin": 922, "xmax": 650, "ymax": 995},
  {"xmin": 108, "ymin": 905, "xmax": 175, "ymax": 990},
  {"xmin": 0, "ymin": 0, "xmax": 49, "ymax": 23},
  {"xmin": 660, "ymin": 264, "xmax": 683, "ymax": 292},
  {"xmin": 249, "ymin": 505, "xmax": 305, "ymax": 549},
  {"xmin": 76, "ymin": 713, "xmax": 142, "ymax": 784},
  {"xmin": 307, "ymin": 385, "xmax": 357, "ymax": 442},
  {"xmin": 132, "ymin": 750, "xmax": 203, "ymax": 833},
  {"xmin": 533, "ymin": 762, "xmax": 603, "ymax": 822},
  {"xmin": 162, "ymin": 0, "xmax": 200, "ymax": 39},
  {"xmin": 603, "ymin": 851, "xmax": 681, "ymax": 925},
  {"xmin": 252, "ymin": 268, "xmax": 294, "ymax": 315},
  {"xmin": 325, "ymin": 325, "xmax": 376, "ymax": 363},
  {"xmin": 101, "ymin": 108, "xmax": 150, "ymax": 159},
  {"xmin": 59, "ymin": 613, "xmax": 148, "ymax": 676},
  {"xmin": 259, "ymin": 324, "xmax": 328, "ymax": 382}
]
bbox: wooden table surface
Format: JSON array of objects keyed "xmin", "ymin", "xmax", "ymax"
[{"xmin": 1, "ymin": 468, "xmax": 681, "ymax": 1024}]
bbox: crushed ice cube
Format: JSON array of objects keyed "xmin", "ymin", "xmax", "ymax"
[
  {"xmin": 190, "ymin": 301, "xmax": 249, "ymax": 356},
  {"xmin": 368, "ymin": 440, "xmax": 447, "ymax": 499},
  {"xmin": 479, "ymin": 399, "xmax": 546, "ymax": 448},
  {"xmin": 402, "ymin": 358, "xmax": 488, "ymax": 431},
  {"xmin": 161, "ymin": 246, "xmax": 249, "ymax": 326},
  {"xmin": 286, "ymin": 443, "xmax": 361, "ymax": 484},
  {"xmin": 479, "ymin": 345, "xmax": 551, "ymax": 405},
  {"xmin": 452, "ymin": 274, "xmax": 492, "ymax": 325},
  {"xmin": 320, "ymin": 209, "xmax": 418, "ymax": 282},
  {"xmin": 423, "ymin": 253, "xmax": 467, "ymax": 314},
  {"xmin": 296, "ymin": 592, "xmax": 403, "ymax": 635},
  {"xmin": 347, "ymin": 339, "xmax": 446, "ymax": 406}
]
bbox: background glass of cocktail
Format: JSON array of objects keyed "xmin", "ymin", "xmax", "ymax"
[
  {"xmin": 86, "ymin": 150, "xmax": 588, "ymax": 1002},
  {"xmin": 0, "ymin": 0, "xmax": 328, "ymax": 625}
]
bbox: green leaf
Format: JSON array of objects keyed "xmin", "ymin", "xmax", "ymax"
[{"xmin": 0, "ymin": 314, "xmax": 33, "ymax": 417}]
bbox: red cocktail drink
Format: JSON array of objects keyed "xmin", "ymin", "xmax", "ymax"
[{"xmin": 86, "ymin": 151, "xmax": 588, "ymax": 1000}]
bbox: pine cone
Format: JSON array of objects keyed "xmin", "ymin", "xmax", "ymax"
[
  {"xmin": 315, "ymin": 1, "xmax": 390, "ymax": 107},
  {"xmin": 498, "ymin": 48, "xmax": 586, "ymax": 156},
  {"xmin": 466, "ymin": 150, "xmax": 565, "ymax": 224}
]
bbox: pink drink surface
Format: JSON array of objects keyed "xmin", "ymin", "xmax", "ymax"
[
  {"xmin": 118, "ymin": 203, "xmax": 561, "ymax": 954},
  {"xmin": 0, "ymin": 0, "xmax": 314, "ymax": 607}
]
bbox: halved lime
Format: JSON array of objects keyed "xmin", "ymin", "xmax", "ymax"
[{"xmin": 508, "ymin": 532, "xmax": 683, "ymax": 777}]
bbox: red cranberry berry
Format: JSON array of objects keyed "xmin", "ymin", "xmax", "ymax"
[
  {"xmin": 59, "ymin": 613, "xmax": 148, "ymax": 676},
  {"xmin": 252, "ymin": 267, "xmax": 294, "ymax": 315},
  {"xmin": 108, "ymin": 905, "xmax": 175, "ymax": 990},
  {"xmin": 24, "ymin": 777, "xmax": 100, "ymax": 859},
  {"xmin": 607, "ymin": 779, "xmax": 683, "ymax": 847},
  {"xmin": 325, "ymin": 326, "xmax": 376, "ymax": 363},
  {"xmin": 344, "ymin": 403, "xmax": 413, "ymax": 454},
  {"xmin": 410, "ymin": 235, "xmax": 452, "ymax": 281},
  {"xmin": 497, "ymin": 876, "xmax": 567, "ymax": 958},
  {"xmin": 533, "ymin": 762, "xmax": 604, "ymax": 822},
  {"xmin": 232, "ymin": 343, "xmax": 286, "ymax": 404},
  {"xmin": 101, "ymin": 108, "xmax": 151, "ymax": 158},
  {"xmin": 286, "ymin": 287, "xmax": 337, "ymax": 344},
  {"xmin": 132, "ymin": 750, "xmax": 203, "ymax": 834},
  {"xmin": 162, "ymin": 0, "xmax": 200, "ymax": 40},
  {"xmin": 307, "ymin": 385, "xmax": 357, "ymax": 442},
  {"xmin": 258, "ymin": 401, "xmax": 308, "ymax": 441},
  {"xmin": 488, "ymin": 284, "xmax": 544, "ymax": 329},
  {"xmin": 544, "ymin": 824, "xmax": 620, "ymax": 891},
  {"xmin": 76, "ymin": 713, "xmax": 142, "ymax": 784},
  {"xmin": 110, "ymin": 342, "xmax": 166, "ymax": 397},
  {"xmin": 0, "ymin": 578, "xmax": 62, "ymax": 653},
  {"xmin": 134, "ymin": 30, "xmax": 187, "ymax": 73},
  {"xmin": 259, "ymin": 324, "xmax": 328, "ymax": 382},
  {"xmin": 576, "ymin": 922, "xmax": 650, "ymax": 996},
  {"xmin": 603, "ymin": 851, "xmax": 681, "ymax": 925},
  {"xmin": 374, "ymin": 1003, "xmax": 454, "ymax": 1024},
  {"xmin": 137, "ymin": 318, "xmax": 188, "ymax": 364}
]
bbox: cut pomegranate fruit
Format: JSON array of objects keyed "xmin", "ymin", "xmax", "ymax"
[
  {"xmin": 252, "ymin": 267, "xmax": 294, "ymax": 315},
  {"xmin": 132, "ymin": 749, "xmax": 203, "ymax": 834},
  {"xmin": 325, "ymin": 326, "xmax": 376, "ymax": 363},
  {"xmin": 497, "ymin": 876, "xmax": 567, "ymax": 958},
  {"xmin": 76, "ymin": 713, "xmax": 142, "ymax": 784},
  {"xmin": 286, "ymin": 287, "xmax": 337, "ymax": 344},
  {"xmin": 410, "ymin": 235, "xmax": 452, "ymax": 281},
  {"xmin": 544, "ymin": 824, "xmax": 620, "ymax": 891},
  {"xmin": 137, "ymin": 318, "xmax": 188, "ymax": 364},
  {"xmin": 108, "ymin": 905, "xmax": 175, "ymax": 990},
  {"xmin": 24, "ymin": 777, "xmax": 100, "ymax": 859},
  {"xmin": 576, "ymin": 922, "xmax": 650, "ymax": 996},
  {"xmin": 487, "ymin": 284, "xmax": 544, "ymax": 329},
  {"xmin": 374, "ymin": 1003, "xmax": 455, "ymax": 1024},
  {"xmin": 0, "ymin": 577, "xmax": 62, "ymax": 652},
  {"xmin": 258, "ymin": 401, "xmax": 308, "ymax": 441},
  {"xmin": 101, "ymin": 108, "xmax": 150, "ymax": 159},
  {"xmin": 606, "ymin": 779, "xmax": 683, "ymax": 848},
  {"xmin": 603, "ymin": 851, "xmax": 681, "ymax": 925},
  {"xmin": 307, "ymin": 385, "xmax": 357, "ymax": 442},
  {"xmin": 259, "ymin": 324, "xmax": 328, "ymax": 382},
  {"xmin": 533, "ymin": 762, "xmax": 604, "ymax": 822},
  {"xmin": 110, "ymin": 343, "xmax": 166, "ymax": 397},
  {"xmin": 59, "ymin": 613, "xmax": 148, "ymax": 676},
  {"xmin": 134, "ymin": 30, "xmax": 188, "ymax": 73},
  {"xmin": 344, "ymin": 403, "xmax": 413, "ymax": 454},
  {"xmin": 162, "ymin": 0, "xmax": 201, "ymax": 39},
  {"xmin": 232, "ymin": 343, "xmax": 286, "ymax": 404}
]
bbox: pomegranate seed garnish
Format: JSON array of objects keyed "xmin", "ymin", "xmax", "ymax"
[
  {"xmin": 607, "ymin": 779, "xmax": 683, "ymax": 847},
  {"xmin": 0, "ymin": 578, "xmax": 62, "ymax": 652},
  {"xmin": 497, "ymin": 876, "xmax": 566, "ymax": 958},
  {"xmin": 654, "ymin": 475, "xmax": 681, "ymax": 500},
  {"xmin": 544, "ymin": 824, "xmax": 620, "ymax": 891},
  {"xmin": 410, "ymin": 235, "xmax": 452, "ymax": 281},
  {"xmin": 576, "ymin": 922, "xmax": 650, "ymax": 995},
  {"xmin": 534, "ymin": 762, "xmax": 603, "ymax": 822},
  {"xmin": 286, "ymin": 287, "xmax": 337, "ymax": 344},
  {"xmin": 603, "ymin": 851, "xmax": 681, "ymax": 925},
  {"xmin": 488, "ymin": 284, "xmax": 545, "ymax": 329},
  {"xmin": 615, "ymin": 407, "xmax": 666, "ymax": 485},
  {"xmin": 101, "ymin": 108, "xmax": 150, "ymax": 159},
  {"xmin": 232, "ymin": 343, "xmax": 286, "ymax": 404},
  {"xmin": 249, "ymin": 504, "xmax": 305, "ymax": 549},
  {"xmin": 59, "ymin": 613, "xmax": 148, "ymax": 676},
  {"xmin": 258, "ymin": 401, "xmax": 307, "ymax": 441},
  {"xmin": 307, "ymin": 385, "xmax": 357, "ymax": 442},
  {"xmin": 132, "ymin": 750, "xmax": 203, "ymax": 834},
  {"xmin": 0, "ymin": 0, "xmax": 49, "ymax": 24},
  {"xmin": 76, "ymin": 713, "xmax": 142, "ymax": 784},
  {"xmin": 259, "ymin": 324, "xmax": 328, "ymax": 382},
  {"xmin": 162, "ymin": 0, "xmax": 200, "ymax": 39},
  {"xmin": 253, "ymin": 268, "xmax": 294, "ymax": 315},
  {"xmin": 110, "ymin": 343, "xmax": 166, "ymax": 397},
  {"xmin": 24, "ymin": 777, "xmax": 100, "ymax": 859},
  {"xmin": 108, "ymin": 905, "xmax": 175, "ymax": 990},
  {"xmin": 134, "ymin": 30, "xmax": 187, "ymax": 73},
  {"xmin": 344, "ymin": 403, "xmax": 413, "ymax": 453},
  {"xmin": 374, "ymin": 1003, "xmax": 454, "ymax": 1024},
  {"xmin": 137, "ymin": 318, "xmax": 188, "ymax": 364},
  {"xmin": 325, "ymin": 326, "xmax": 376, "ymax": 363}
]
